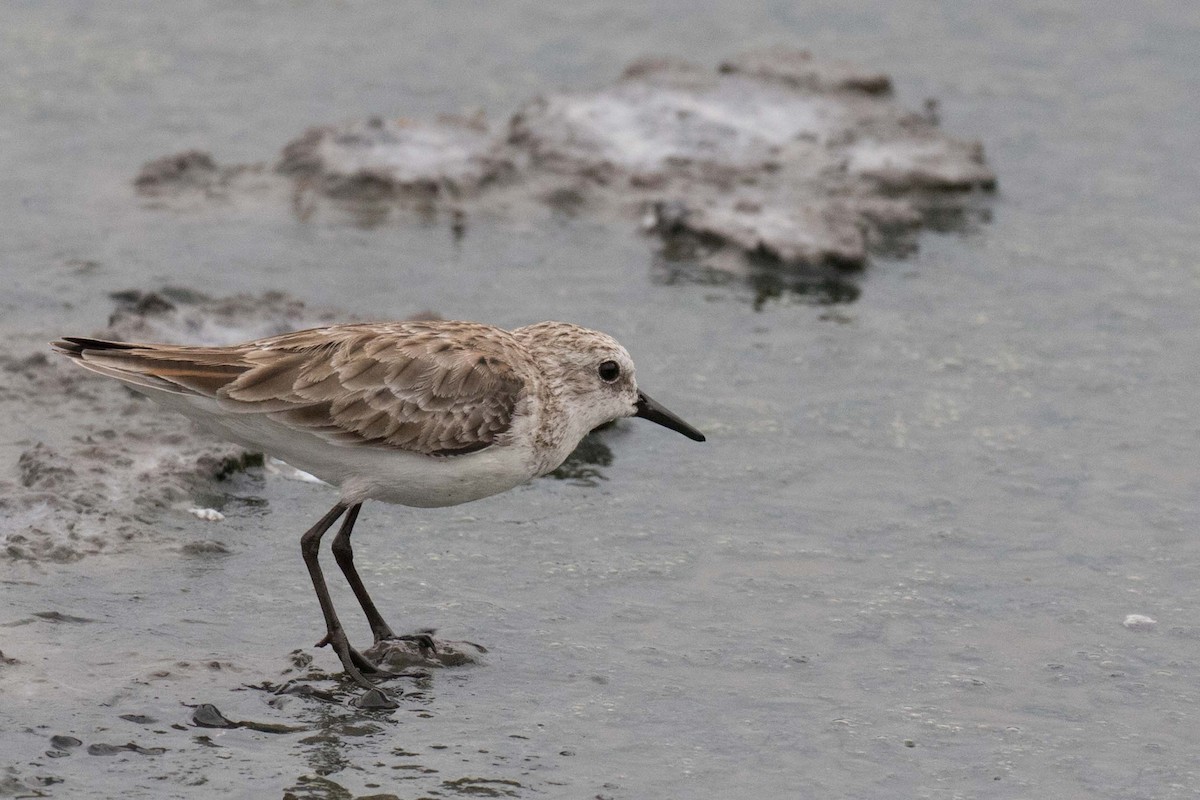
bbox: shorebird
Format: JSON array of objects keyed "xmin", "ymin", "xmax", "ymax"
[{"xmin": 53, "ymin": 320, "xmax": 704, "ymax": 692}]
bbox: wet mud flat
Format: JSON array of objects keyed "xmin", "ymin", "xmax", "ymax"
[
  {"xmin": 0, "ymin": 623, "xmax": 555, "ymax": 799},
  {"xmin": 9, "ymin": 3, "xmax": 1200, "ymax": 796},
  {"xmin": 136, "ymin": 48, "xmax": 995, "ymax": 304}
]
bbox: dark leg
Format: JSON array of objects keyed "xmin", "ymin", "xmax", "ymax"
[
  {"xmin": 330, "ymin": 503, "xmax": 436, "ymax": 652},
  {"xmin": 300, "ymin": 502, "xmax": 391, "ymax": 689},
  {"xmin": 330, "ymin": 503, "xmax": 396, "ymax": 642}
]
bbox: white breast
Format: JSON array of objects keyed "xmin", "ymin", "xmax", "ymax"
[{"xmin": 150, "ymin": 391, "xmax": 543, "ymax": 508}]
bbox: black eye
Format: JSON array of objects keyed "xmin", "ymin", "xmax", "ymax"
[{"xmin": 598, "ymin": 360, "xmax": 621, "ymax": 382}]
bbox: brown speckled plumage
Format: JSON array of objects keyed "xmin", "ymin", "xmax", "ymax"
[{"xmin": 56, "ymin": 321, "xmax": 534, "ymax": 457}]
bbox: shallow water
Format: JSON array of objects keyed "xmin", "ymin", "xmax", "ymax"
[{"xmin": 3, "ymin": 1, "xmax": 1200, "ymax": 798}]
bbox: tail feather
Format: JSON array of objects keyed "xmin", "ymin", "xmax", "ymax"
[
  {"xmin": 52, "ymin": 337, "xmax": 140, "ymax": 356},
  {"xmin": 51, "ymin": 337, "xmax": 248, "ymax": 397}
]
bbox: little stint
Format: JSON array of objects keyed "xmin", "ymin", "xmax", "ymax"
[{"xmin": 54, "ymin": 320, "xmax": 704, "ymax": 693}]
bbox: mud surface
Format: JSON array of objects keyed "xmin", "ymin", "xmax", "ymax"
[
  {"xmin": 3, "ymin": 1, "xmax": 1200, "ymax": 799},
  {"xmin": 0, "ymin": 351, "xmax": 250, "ymax": 563},
  {"xmin": 0, "ymin": 290, "xmax": 356, "ymax": 563},
  {"xmin": 510, "ymin": 50, "xmax": 992, "ymax": 274},
  {"xmin": 138, "ymin": 48, "xmax": 994, "ymax": 303}
]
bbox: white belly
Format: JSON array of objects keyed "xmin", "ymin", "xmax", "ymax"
[{"xmin": 154, "ymin": 393, "xmax": 540, "ymax": 507}]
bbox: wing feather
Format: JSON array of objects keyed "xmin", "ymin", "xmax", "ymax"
[
  {"xmin": 220, "ymin": 323, "xmax": 528, "ymax": 454},
  {"xmin": 54, "ymin": 322, "xmax": 529, "ymax": 457}
]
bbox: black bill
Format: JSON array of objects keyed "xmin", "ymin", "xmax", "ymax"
[{"xmin": 634, "ymin": 391, "xmax": 706, "ymax": 442}]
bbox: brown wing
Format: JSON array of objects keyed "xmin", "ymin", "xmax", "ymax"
[{"xmin": 53, "ymin": 322, "xmax": 528, "ymax": 457}]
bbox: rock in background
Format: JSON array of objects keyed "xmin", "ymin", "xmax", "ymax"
[{"xmin": 136, "ymin": 49, "xmax": 996, "ymax": 302}]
